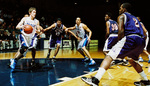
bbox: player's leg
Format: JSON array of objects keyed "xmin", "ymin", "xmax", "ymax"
[
  {"xmin": 81, "ymin": 55, "xmax": 112, "ymax": 86},
  {"xmin": 138, "ymin": 54, "xmax": 144, "ymax": 62},
  {"xmin": 10, "ymin": 34, "xmax": 28, "ymax": 69},
  {"xmin": 10, "ymin": 46, "xmax": 28, "ymax": 69},
  {"xmin": 30, "ymin": 36, "xmax": 38, "ymax": 65},
  {"xmin": 53, "ymin": 43, "xmax": 60, "ymax": 58},
  {"xmin": 77, "ymin": 38, "xmax": 90, "ymax": 62},
  {"xmin": 81, "ymin": 36, "xmax": 148, "ymax": 86},
  {"xmin": 46, "ymin": 36, "xmax": 54, "ymax": 59},
  {"xmin": 52, "ymin": 37, "xmax": 61, "ymax": 59},
  {"xmin": 77, "ymin": 48, "xmax": 86, "ymax": 57},
  {"xmin": 30, "ymin": 48, "xmax": 36, "ymax": 66},
  {"xmin": 143, "ymin": 35, "xmax": 150, "ymax": 63},
  {"xmin": 82, "ymin": 46, "xmax": 96, "ymax": 65},
  {"xmin": 46, "ymin": 49, "xmax": 52, "ymax": 59},
  {"xmin": 127, "ymin": 58, "xmax": 148, "ymax": 80},
  {"xmin": 143, "ymin": 50, "xmax": 150, "ymax": 63}
]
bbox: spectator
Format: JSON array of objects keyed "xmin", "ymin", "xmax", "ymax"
[
  {"xmin": 2, "ymin": 31, "xmax": 10, "ymax": 49},
  {"xmin": 10, "ymin": 31, "xmax": 19, "ymax": 49}
]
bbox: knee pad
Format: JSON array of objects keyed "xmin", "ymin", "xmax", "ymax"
[{"xmin": 20, "ymin": 46, "xmax": 28, "ymax": 54}]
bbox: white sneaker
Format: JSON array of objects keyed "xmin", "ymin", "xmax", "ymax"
[{"xmin": 139, "ymin": 57, "xmax": 144, "ymax": 62}]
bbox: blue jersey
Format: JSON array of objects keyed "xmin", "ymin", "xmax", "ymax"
[
  {"xmin": 123, "ymin": 12, "xmax": 144, "ymax": 37},
  {"xmin": 108, "ymin": 20, "xmax": 118, "ymax": 34},
  {"xmin": 51, "ymin": 23, "xmax": 64, "ymax": 38}
]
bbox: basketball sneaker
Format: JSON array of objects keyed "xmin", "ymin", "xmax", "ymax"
[
  {"xmin": 81, "ymin": 76, "xmax": 99, "ymax": 86},
  {"xmin": 148, "ymin": 60, "xmax": 150, "ymax": 63},
  {"xmin": 82, "ymin": 56, "xmax": 90, "ymax": 62},
  {"xmin": 134, "ymin": 80, "xmax": 150, "ymax": 86},
  {"xmin": 89, "ymin": 60, "xmax": 96, "ymax": 66},
  {"xmin": 139, "ymin": 57, "xmax": 144, "ymax": 62},
  {"xmin": 10, "ymin": 59, "xmax": 17, "ymax": 69}
]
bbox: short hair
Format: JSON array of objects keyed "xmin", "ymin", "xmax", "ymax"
[
  {"xmin": 106, "ymin": 12, "xmax": 112, "ymax": 18},
  {"xmin": 76, "ymin": 17, "xmax": 81, "ymax": 21},
  {"xmin": 57, "ymin": 18, "xmax": 62, "ymax": 22},
  {"xmin": 28, "ymin": 7, "xmax": 36, "ymax": 13},
  {"xmin": 122, "ymin": 3, "xmax": 132, "ymax": 12}
]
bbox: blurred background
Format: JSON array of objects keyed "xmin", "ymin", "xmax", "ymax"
[{"xmin": 0, "ymin": 0, "xmax": 149, "ymax": 49}]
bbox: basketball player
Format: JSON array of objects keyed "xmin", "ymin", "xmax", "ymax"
[
  {"xmin": 103, "ymin": 12, "xmax": 118, "ymax": 55},
  {"xmin": 104, "ymin": 13, "xmax": 128, "ymax": 65},
  {"xmin": 66, "ymin": 17, "xmax": 96, "ymax": 66},
  {"xmin": 10, "ymin": 7, "xmax": 41, "ymax": 69},
  {"xmin": 81, "ymin": 3, "xmax": 150, "ymax": 86},
  {"xmin": 43, "ymin": 18, "xmax": 67, "ymax": 61},
  {"xmin": 137, "ymin": 17, "xmax": 150, "ymax": 63}
]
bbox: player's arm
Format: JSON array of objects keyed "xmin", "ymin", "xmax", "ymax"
[
  {"xmin": 117, "ymin": 15, "xmax": 125, "ymax": 40},
  {"xmin": 83, "ymin": 24, "xmax": 92, "ymax": 41},
  {"xmin": 68, "ymin": 30, "xmax": 81, "ymax": 40},
  {"xmin": 105, "ymin": 21, "xmax": 110, "ymax": 39},
  {"xmin": 141, "ymin": 23, "xmax": 148, "ymax": 37},
  {"xmin": 43, "ymin": 23, "xmax": 55, "ymax": 32},
  {"xmin": 16, "ymin": 17, "xmax": 25, "ymax": 29},
  {"xmin": 36, "ymin": 20, "xmax": 42, "ymax": 34},
  {"xmin": 65, "ymin": 26, "xmax": 76, "ymax": 32}
]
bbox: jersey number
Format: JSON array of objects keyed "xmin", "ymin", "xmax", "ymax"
[
  {"xmin": 111, "ymin": 24, "xmax": 118, "ymax": 31},
  {"xmin": 133, "ymin": 18, "xmax": 140, "ymax": 28}
]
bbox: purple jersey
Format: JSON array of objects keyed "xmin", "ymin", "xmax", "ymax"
[
  {"xmin": 108, "ymin": 20, "xmax": 118, "ymax": 34},
  {"xmin": 51, "ymin": 23, "xmax": 64, "ymax": 38},
  {"xmin": 123, "ymin": 12, "xmax": 144, "ymax": 37}
]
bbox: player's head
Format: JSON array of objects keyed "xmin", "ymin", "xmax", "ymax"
[
  {"xmin": 119, "ymin": 3, "xmax": 131, "ymax": 15},
  {"xmin": 24, "ymin": 14, "xmax": 29, "ymax": 17},
  {"xmin": 56, "ymin": 18, "xmax": 62, "ymax": 27},
  {"xmin": 28, "ymin": 7, "xmax": 36, "ymax": 18},
  {"xmin": 105, "ymin": 12, "xmax": 112, "ymax": 21},
  {"xmin": 137, "ymin": 17, "xmax": 141, "ymax": 22},
  {"xmin": 76, "ymin": 17, "xmax": 81, "ymax": 25}
]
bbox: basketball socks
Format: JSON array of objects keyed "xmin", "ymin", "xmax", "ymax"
[
  {"xmin": 139, "ymin": 71, "xmax": 148, "ymax": 80},
  {"xmin": 53, "ymin": 56, "xmax": 56, "ymax": 58},
  {"xmin": 94, "ymin": 67, "xmax": 106, "ymax": 80}
]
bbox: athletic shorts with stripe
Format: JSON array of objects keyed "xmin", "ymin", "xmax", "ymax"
[
  {"xmin": 77, "ymin": 36, "xmax": 89, "ymax": 50},
  {"xmin": 107, "ymin": 35, "xmax": 145, "ymax": 60},
  {"xmin": 49, "ymin": 35, "xmax": 61, "ymax": 49},
  {"xmin": 19, "ymin": 34, "xmax": 37, "ymax": 56},
  {"xmin": 103, "ymin": 34, "xmax": 118, "ymax": 52}
]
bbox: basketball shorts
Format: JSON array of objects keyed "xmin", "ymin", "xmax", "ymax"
[
  {"xmin": 77, "ymin": 36, "xmax": 89, "ymax": 50},
  {"xmin": 49, "ymin": 35, "xmax": 61, "ymax": 49},
  {"xmin": 103, "ymin": 34, "xmax": 118, "ymax": 52},
  {"xmin": 19, "ymin": 34, "xmax": 37, "ymax": 56},
  {"xmin": 107, "ymin": 35, "xmax": 145, "ymax": 60}
]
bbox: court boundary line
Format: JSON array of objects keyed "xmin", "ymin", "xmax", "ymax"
[{"xmin": 50, "ymin": 70, "xmax": 98, "ymax": 86}]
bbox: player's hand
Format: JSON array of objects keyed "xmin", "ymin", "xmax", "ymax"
[
  {"xmin": 65, "ymin": 28, "xmax": 68, "ymax": 32},
  {"xmin": 77, "ymin": 37, "xmax": 82, "ymax": 41},
  {"xmin": 41, "ymin": 29, "xmax": 45, "ymax": 32},
  {"xmin": 22, "ymin": 25, "xmax": 26, "ymax": 29},
  {"xmin": 87, "ymin": 37, "xmax": 91, "ymax": 42}
]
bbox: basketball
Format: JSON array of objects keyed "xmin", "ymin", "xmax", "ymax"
[{"xmin": 24, "ymin": 25, "xmax": 33, "ymax": 34}]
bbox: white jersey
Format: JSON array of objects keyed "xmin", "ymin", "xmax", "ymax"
[
  {"xmin": 21, "ymin": 17, "xmax": 38, "ymax": 38},
  {"xmin": 75, "ymin": 23, "xmax": 86, "ymax": 39}
]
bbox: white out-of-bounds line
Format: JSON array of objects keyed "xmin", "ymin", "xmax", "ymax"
[{"xmin": 50, "ymin": 70, "xmax": 98, "ymax": 86}]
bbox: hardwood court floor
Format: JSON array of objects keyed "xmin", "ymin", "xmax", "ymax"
[{"xmin": 0, "ymin": 47, "xmax": 150, "ymax": 86}]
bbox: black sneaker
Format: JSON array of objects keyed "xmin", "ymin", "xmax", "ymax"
[
  {"xmin": 81, "ymin": 76, "xmax": 99, "ymax": 86},
  {"xmin": 134, "ymin": 80, "xmax": 150, "ymax": 86}
]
